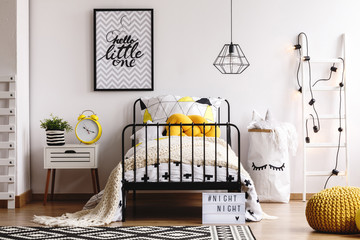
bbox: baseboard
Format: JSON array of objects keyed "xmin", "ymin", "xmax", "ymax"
[
  {"xmin": 0, "ymin": 190, "xmax": 32, "ymax": 208},
  {"xmin": 290, "ymin": 193, "xmax": 315, "ymax": 200},
  {"xmin": 16, "ymin": 190, "xmax": 32, "ymax": 208},
  {"xmin": 32, "ymin": 193, "xmax": 94, "ymax": 202},
  {"xmin": 0, "ymin": 200, "xmax": 7, "ymax": 208}
]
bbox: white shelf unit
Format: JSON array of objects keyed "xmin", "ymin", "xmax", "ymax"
[
  {"xmin": 0, "ymin": 75, "xmax": 16, "ymax": 208},
  {"xmin": 300, "ymin": 34, "xmax": 348, "ymax": 201}
]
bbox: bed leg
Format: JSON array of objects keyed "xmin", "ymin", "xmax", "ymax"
[
  {"xmin": 122, "ymin": 187, "xmax": 127, "ymax": 222},
  {"xmin": 133, "ymin": 190, "xmax": 136, "ymax": 201}
]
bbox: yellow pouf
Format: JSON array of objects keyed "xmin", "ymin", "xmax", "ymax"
[
  {"xmin": 356, "ymin": 209, "xmax": 360, "ymax": 231},
  {"xmin": 306, "ymin": 186, "xmax": 360, "ymax": 234}
]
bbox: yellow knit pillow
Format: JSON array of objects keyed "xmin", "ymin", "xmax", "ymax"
[
  {"xmin": 165, "ymin": 113, "xmax": 221, "ymax": 137},
  {"xmin": 306, "ymin": 186, "xmax": 360, "ymax": 234}
]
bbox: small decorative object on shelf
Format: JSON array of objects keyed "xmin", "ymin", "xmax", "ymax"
[
  {"xmin": 75, "ymin": 110, "xmax": 102, "ymax": 144},
  {"xmin": 40, "ymin": 114, "xmax": 73, "ymax": 146}
]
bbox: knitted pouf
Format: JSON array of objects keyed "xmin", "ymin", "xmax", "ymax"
[
  {"xmin": 306, "ymin": 186, "xmax": 360, "ymax": 234},
  {"xmin": 356, "ymin": 209, "xmax": 360, "ymax": 231}
]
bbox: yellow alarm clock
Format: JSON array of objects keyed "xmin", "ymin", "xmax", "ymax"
[{"xmin": 75, "ymin": 110, "xmax": 102, "ymax": 144}]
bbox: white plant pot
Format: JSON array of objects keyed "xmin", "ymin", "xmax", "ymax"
[{"xmin": 46, "ymin": 130, "xmax": 65, "ymax": 146}]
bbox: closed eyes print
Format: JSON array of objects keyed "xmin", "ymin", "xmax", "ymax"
[
  {"xmin": 269, "ymin": 163, "xmax": 285, "ymax": 171},
  {"xmin": 252, "ymin": 162, "xmax": 267, "ymax": 171},
  {"xmin": 252, "ymin": 162, "xmax": 285, "ymax": 171}
]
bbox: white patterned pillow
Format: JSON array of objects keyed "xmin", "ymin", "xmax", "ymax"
[
  {"xmin": 130, "ymin": 120, "xmax": 166, "ymax": 143},
  {"xmin": 139, "ymin": 95, "xmax": 224, "ymax": 123}
]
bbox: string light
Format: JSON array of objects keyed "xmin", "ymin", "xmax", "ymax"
[
  {"xmin": 312, "ymin": 63, "xmax": 337, "ymax": 87},
  {"xmin": 324, "ymin": 57, "xmax": 345, "ymax": 189},
  {"xmin": 294, "ymin": 32, "xmax": 308, "ymax": 91},
  {"xmin": 305, "ymin": 114, "xmax": 317, "ymax": 142},
  {"xmin": 294, "ymin": 32, "xmax": 321, "ymax": 134},
  {"xmin": 293, "ymin": 33, "xmax": 345, "ymax": 189},
  {"xmin": 293, "ymin": 44, "xmax": 301, "ymax": 50}
]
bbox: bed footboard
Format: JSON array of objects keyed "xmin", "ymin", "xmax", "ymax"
[{"xmin": 121, "ymin": 122, "xmax": 241, "ymax": 221}]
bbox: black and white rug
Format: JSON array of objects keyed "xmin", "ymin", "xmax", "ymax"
[{"xmin": 0, "ymin": 225, "xmax": 255, "ymax": 240}]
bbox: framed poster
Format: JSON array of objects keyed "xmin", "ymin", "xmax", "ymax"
[{"xmin": 94, "ymin": 9, "xmax": 153, "ymax": 91}]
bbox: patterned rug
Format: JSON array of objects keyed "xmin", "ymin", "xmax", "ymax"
[{"xmin": 0, "ymin": 225, "xmax": 255, "ymax": 240}]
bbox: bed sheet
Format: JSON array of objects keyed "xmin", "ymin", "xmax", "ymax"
[
  {"xmin": 125, "ymin": 162, "xmax": 239, "ymax": 182},
  {"xmin": 85, "ymin": 163, "xmax": 263, "ymax": 222}
]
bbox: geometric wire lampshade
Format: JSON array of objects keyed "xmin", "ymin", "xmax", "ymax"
[
  {"xmin": 213, "ymin": 0, "xmax": 250, "ymax": 74},
  {"xmin": 213, "ymin": 43, "xmax": 250, "ymax": 74}
]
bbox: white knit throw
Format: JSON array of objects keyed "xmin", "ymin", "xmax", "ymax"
[
  {"xmin": 32, "ymin": 137, "xmax": 244, "ymax": 227},
  {"xmin": 33, "ymin": 163, "xmax": 122, "ymax": 227},
  {"xmin": 124, "ymin": 137, "xmax": 240, "ymax": 172}
]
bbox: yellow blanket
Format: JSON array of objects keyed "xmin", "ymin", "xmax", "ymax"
[{"xmin": 166, "ymin": 113, "xmax": 221, "ymax": 137}]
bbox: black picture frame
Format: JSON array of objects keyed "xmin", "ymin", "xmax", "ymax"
[{"xmin": 94, "ymin": 9, "xmax": 154, "ymax": 91}]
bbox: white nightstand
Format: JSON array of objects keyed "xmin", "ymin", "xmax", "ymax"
[{"xmin": 43, "ymin": 144, "xmax": 100, "ymax": 205}]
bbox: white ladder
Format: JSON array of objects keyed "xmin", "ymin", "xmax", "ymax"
[
  {"xmin": 300, "ymin": 34, "xmax": 348, "ymax": 201},
  {"xmin": 0, "ymin": 75, "xmax": 16, "ymax": 208}
]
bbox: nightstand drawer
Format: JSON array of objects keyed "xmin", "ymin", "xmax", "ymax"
[{"xmin": 44, "ymin": 146, "xmax": 97, "ymax": 169}]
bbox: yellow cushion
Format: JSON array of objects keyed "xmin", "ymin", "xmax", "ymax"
[
  {"xmin": 306, "ymin": 186, "xmax": 360, "ymax": 234},
  {"xmin": 187, "ymin": 115, "xmax": 211, "ymax": 136},
  {"xmin": 166, "ymin": 113, "xmax": 221, "ymax": 137},
  {"xmin": 166, "ymin": 113, "xmax": 192, "ymax": 136}
]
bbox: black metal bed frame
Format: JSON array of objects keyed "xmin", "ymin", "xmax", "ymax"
[{"xmin": 121, "ymin": 98, "xmax": 241, "ymax": 221}]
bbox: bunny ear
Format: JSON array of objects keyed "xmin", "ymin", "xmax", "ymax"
[
  {"xmin": 252, "ymin": 110, "xmax": 264, "ymax": 122},
  {"xmin": 265, "ymin": 109, "xmax": 273, "ymax": 121}
]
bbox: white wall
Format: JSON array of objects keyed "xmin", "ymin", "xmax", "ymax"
[
  {"xmin": 0, "ymin": 0, "xmax": 16, "ymax": 75},
  {"xmin": 16, "ymin": 0, "xmax": 30, "ymax": 195},
  {"xmin": 0, "ymin": 0, "xmax": 16, "ymax": 195},
  {"xmin": 30, "ymin": 0, "xmax": 360, "ymax": 194}
]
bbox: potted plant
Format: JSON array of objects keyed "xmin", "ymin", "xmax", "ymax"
[{"xmin": 40, "ymin": 114, "xmax": 73, "ymax": 146}]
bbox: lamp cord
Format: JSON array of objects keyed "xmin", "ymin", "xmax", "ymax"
[{"xmin": 230, "ymin": 0, "xmax": 233, "ymax": 43}]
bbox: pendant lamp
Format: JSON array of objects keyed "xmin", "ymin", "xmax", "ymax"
[{"xmin": 213, "ymin": 0, "xmax": 249, "ymax": 74}]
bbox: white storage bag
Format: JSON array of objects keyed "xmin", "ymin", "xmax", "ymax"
[{"xmin": 246, "ymin": 110, "xmax": 297, "ymax": 203}]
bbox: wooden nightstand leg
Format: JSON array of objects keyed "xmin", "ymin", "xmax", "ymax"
[
  {"xmin": 51, "ymin": 169, "xmax": 56, "ymax": 201},
  {"xmin": 43, "ymin": 169, "xmax": 51, "ymax": 205},
  {"xmin": 95, "ymin": 169, "xmax": 100, "ymax": 193},
  {"xmin": 91, "ymin": 169, "xmax": 97, "ymax": 194}
]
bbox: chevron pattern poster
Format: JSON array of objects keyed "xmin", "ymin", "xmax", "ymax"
[{"xmin": 94, "ymin": 9, "xmax": 153, "ymax": 91}]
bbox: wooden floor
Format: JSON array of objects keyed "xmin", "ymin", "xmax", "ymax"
[{"xmin": 0, "ymin": 194, "xmax": 359, "ymax": 239}]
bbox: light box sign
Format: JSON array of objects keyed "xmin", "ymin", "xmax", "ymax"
[{"xmin": 202, "ymin": 193, "xmax": 245, "ymax": 224}]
